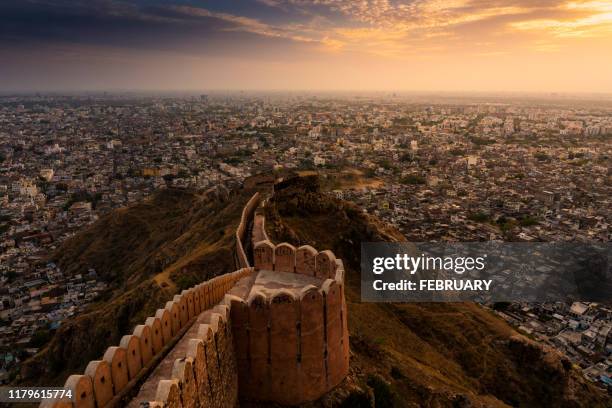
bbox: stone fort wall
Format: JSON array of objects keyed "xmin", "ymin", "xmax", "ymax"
[
  {"xmin": 235, "ymin": 192, "xmax": 261, "ymax": 269},
  {"xmin": 234, "ymin": 241, "xmax": 350, "ymax": 405},
  {"xmin": 138, "ymin": 291, "xmax": 246, "ymax": 408},
  {"xmin": 40, "ymin": 269, "xmax": 250, "ymax": 408},
  {"xmin": 43, "ymin": 193, "xmax": 349, "ymax": 408}
]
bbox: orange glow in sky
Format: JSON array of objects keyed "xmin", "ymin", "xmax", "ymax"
[{"xmin": 1, "ymin": 0, "xmax": 611, "ymax": 93}]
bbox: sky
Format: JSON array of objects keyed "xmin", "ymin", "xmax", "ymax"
[{"xmin": 1, "ymin": 0, "xmax": 611, "ymax": 93}]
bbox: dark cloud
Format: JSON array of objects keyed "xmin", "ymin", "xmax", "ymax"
[{"xmin": 0, "ymin": 0, "xmax": 311, "ymax": 55}]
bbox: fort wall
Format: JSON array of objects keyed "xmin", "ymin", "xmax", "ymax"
[
  {"xmin": 244, "ymin": 241, "xmax": 350, "ymax": 405},
  {"xmin": 235, "ymin": 193, "xmax": 261, "ymax": 269},
  {"xmin": 251, "ymin": 209, "xmax": 269, "ymax": 245},
  {"xmin": 253, "ymin": 241, "xmax": 341, "ymax": 280},
  {"xmin": 44, "ymin": 193, "xmax": 349, "ymax": 408},
  {"xmin": 42, "ymin": 268, "xmax": 251, "ymax": 408}
]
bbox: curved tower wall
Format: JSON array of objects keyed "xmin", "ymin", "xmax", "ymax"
[{"xmin": 230, "ymin": 254, "xmax": 349, "ymax": 405}]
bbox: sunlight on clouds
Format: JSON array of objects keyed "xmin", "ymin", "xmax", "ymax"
[
  {"xmin": 2, "ymin": 0, "xmax": 611, "ymax": 92},
  {"xmin": 170, "ymin": 5, "xmax": 320, "ymax": 43},
  {"xmin": 325, "ymin": 4, "xmax": 528, "ymax": 59},
  {"xmin": 320, "ymin": 37, "xmax": 345, "ymax": 51},
  {"xmin": 420, "ymin": 6, "xmax": 531, "ymax": 28},
  {"xmin": 512, "ymin": 4, "xmax": 612, "ymax": 38},
  {"xmin": 174, "ymin": 1, "xmax": 612, "ymax": 59},
  {"xmin": 566, "ymin": 1, "xmax": 612, "ymax": 12}
]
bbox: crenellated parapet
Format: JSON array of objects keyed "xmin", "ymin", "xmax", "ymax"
[
  {"xmin": 138, "ymin": 247, "xmax": 348, "ymax": 407},
  {"xmin": 253, "ymin": 240, "xmax": 341, "ymax": 280},
  {"xmin": 142, "ymin": 301, "xmax": 242, "ymax": 408},
  {"xmin": 229, "ymin": 254, "xmax": 350, "ymax": 405},
  {"xmin": 243, "ymin": 194, "xmax": 350, "ymax": 404},
  {"xmin": 42, "ymin": 191, "xmax": 349, "ymax": 408},
  {"xmin": 40, "ymin": 269, "xmax": 252, "ymax": 408}
]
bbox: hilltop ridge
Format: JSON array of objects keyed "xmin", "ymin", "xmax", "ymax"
[
  {"xmin": 20, "ymin": 187, "xmax": 251, "ymax": 385},
  {"xmin": 18, "ymin": 177, "xmax": 611, "ymax": 407},
  {"xmin": 263, "ymin": 175, "xmax": 610, "ymax": 408}
]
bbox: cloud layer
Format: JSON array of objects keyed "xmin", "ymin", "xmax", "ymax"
[{"xmin": 0, "ymin": 0, "xmax": 611, "ymax": 92}]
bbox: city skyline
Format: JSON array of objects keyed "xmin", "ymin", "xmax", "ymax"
[{"xmin": 1, "ymin": 0, "xmax": 612, "ymax": 93}]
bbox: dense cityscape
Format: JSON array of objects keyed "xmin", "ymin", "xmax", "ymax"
[{"xmin": 0, "ymin": 93, "xmax": 610, "ymax": 391}]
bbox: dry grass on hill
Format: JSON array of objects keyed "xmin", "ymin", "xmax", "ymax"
[
  {"xmin": 264, "ymin": 175, "xmax": 610, "ymax": 408},
  {"xmin": 20, "ymin": 188, "xmax": 250, "ymax": 386}
]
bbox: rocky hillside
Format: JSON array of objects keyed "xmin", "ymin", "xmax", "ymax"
[
  {"xmin": 263, "ymin": 175, "xmax": 610, "ymax": 408},
  {"xmin": 20, "ymin": 187, "xmax": 251, "ymax": 385}
]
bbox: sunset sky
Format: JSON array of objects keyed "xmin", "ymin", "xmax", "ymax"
[{"xmin": 1, "ymin": 0, "xmax": 611, "ymax": 93}]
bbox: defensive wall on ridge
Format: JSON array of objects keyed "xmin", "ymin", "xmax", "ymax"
[
  {"xmin": 235, "ymin": 192, "xmax": 261, "ymax": 269},
  {"xmin": 41, "ymin": 191, "xmax": 349, "ymax": 408}
]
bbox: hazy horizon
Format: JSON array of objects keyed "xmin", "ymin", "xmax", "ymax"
[
  {"xmin": 3, "ymin": 90, "xmax": 612, "ymax": 102},
  {"xmin": 1, "ymin": 0, "xmax": 612, "ymax": 93}
]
